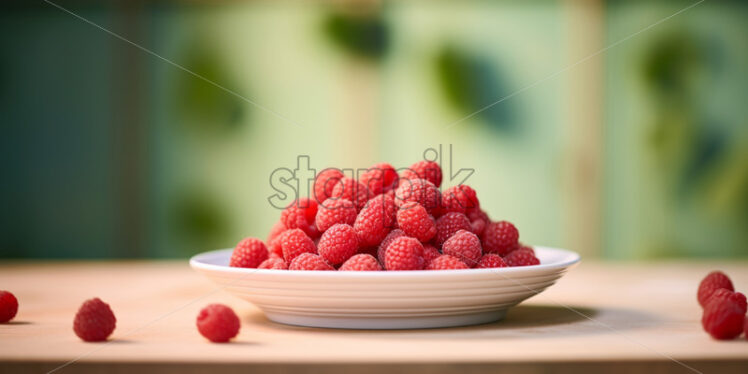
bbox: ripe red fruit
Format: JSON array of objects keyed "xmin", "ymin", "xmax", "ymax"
[
  {"xmin": 0, "ymin": 291, "xmax": 19, "ymax": 323},
  {"xmin": 384, "ymin": 236, "xmax": 425, "ymax": 271},
  {"xmin": 476, "ymin": 254, "xmax": 508, "ymax": 269},
  {"xmin": 315, "ymin": 198, "xmax": 357, "ymax": 232},
  {"xmin": 73, "ymin": 298, "xmax": 116, "ymax": 342},
  {"xmin": 258, "ymin": 257, "xmax": 288, "ymax": 270},
  {"xmin": 229, "ymin": 237, "xmax": 269, "ymax": 268},
  {"xmin": 331, "ymin": 177, "xmax": 370, "ymax": 211},
  {"xmin": 266, "ymin": 221, "xmax": 286, "ymax": 246},
  {"xmin": 697, "ymin": 271, "xmax": 734, "ymax": 308},
  {"xmin": 434, "ymin": 212, "xmax": 472, "ymax": 247},
  {"xmin": 280, "ymin": 228, "xmax": 316, "ymax": 263},
  {"xmin": 422, "ymin": 244, "xmax": 442, "ymax": 265},
  {"xmin": 504, "ymin": 248, "xmax": 540, "ymax": 267},
  {"xmin": 701, "ymin": 291, "xmax": 747, "ymax": 340},
  {"xmin": 339, "ymin": 254, "xmax": 383, "ymax": 271},
  {"xmin": 396, "ymin": 203, "xmax": 437, "ymax": 243},
  {"xmin": 467, "ymin": 209, "xmax": 490, "ymax": 236},
  {"xmin": 314, "ymin": 168, "xmax": 345, "ymax": 203},
  {"xmin": 289, "ymin": 253, "xmax": 335, "ymax": 271},
  {"xmin": 359, "ymin": 162, "xmax": 398, "ymax": 195},
  {"xmin": 196, "ymin": 304, "xmax": 240, "ymax": 343},
  {"xmin": 318, "ymin": 224, "xmax": 359, "ymax": 265},
  {"xmin": 354, "ymin": 194, "xmax": 397, "ymax": 247},
  {"xmin": 482, "ymin": 220, "xmax": 519, "ymax": 256},
  {"xmin": 400, "ymin": 160, "xmax": 442, "ymax": 188},
  {"xmin": 442, "ymin": 229, "xmax": 482, "ymax": 267},
  {"xmin": 394, "ymin": 178, "xmax": 441, "ymax": 214},
  {"xmin": 280, "ymin": 198, "xmax": 319, "ymax": 238},
  {"xmin": 441, "ymin": 185, "xmax": 479, "ymax": 214},
  {"xmin": 377, "ymin": 229, "xmax": 406, "ymax": 266},
  {"xmin": 427, "ymin": 255, "xmax": 469, "ymax": 270}
]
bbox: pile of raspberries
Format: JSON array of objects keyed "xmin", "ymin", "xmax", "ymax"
[
  {"xmin": 230, "ymin": 160, "xmax": 540, "ymax": 271},
  {"xmin": 698, "ymin": 271, "xmax": 747, "ymax": 340}
]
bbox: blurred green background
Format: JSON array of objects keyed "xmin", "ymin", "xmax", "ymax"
[{"xmin": 1, "ymin": 0, "xmax": 746, "ymax": 260}]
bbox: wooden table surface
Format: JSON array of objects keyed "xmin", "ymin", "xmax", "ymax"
[{"xmin": 1, "ymin": 260, "xmax": 747, "ymax": 374}]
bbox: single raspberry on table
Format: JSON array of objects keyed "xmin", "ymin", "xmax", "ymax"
[
  {"xmin": 281, "ymin": 228, "xmax": 316, "ymax": 263},
  {"xmin": 229, "ymin": 237, "xmax": 269, "ymax": 268},
  {"xmin": 441, "ymin": 185, "xmax": 479, "ymax": 215},
  {"xmin": 504, "ymin": 247, "xmax": 540, "ymax": 267},
  {"xmin": 396, "ymin": 203, "xmax": 437, "ymax": 243},
  {"xmin": 400, "ymin": 160, "xmax": 442, "ymax": 188},
  {"xmin": 442, "ymin": 229, "xmax": 482, "ymax": 266},
  {"xmin": 482, "ymin": 220, "xmax": 519, "ymax": 256},
  {"xmin": 701, "ymin": 290, "xmax": 747, "ymax": 340},
  {"xmin": 359, "ymin": 162, "xmax": 398, "ymax": 195},
  {"xmin": 476, "ymin": 254, "xmax": 508, "ymax": 269},
  {"xmin": 258, "ymin": 257, "xmax": 288, "ymax": 270},
  {"xmin": 331, "ymin": 177, "xmax": 370, "ymax": 211},
  {"xmin": 280, "ymin": 198, "xmax": 319, "ymax": 238},
  {"xmin": 377, "ymin": 229, "xmax": 405, "ymax": 266},
  {"xmin": 315, "ymin": 198, "xmax": 357, "ymax": 232},
  {"xmin": 289, "ymin": 253, "xmax": 335, "ymax": 271},
  {"xmin": 385, "ymin": 236, "xmax": 425, "ymax": 271},
  {"xmin": 339, "ymin": 254, "xmax": 383, "ymax": 271},
  {"xmin": 196, "ymin": 304, "xmax": 240, "ymax": 343},
  {"xmin": 0, "ymin": 290, "xmax": 19, "ymax": 323},
  {"xmin": 73, "ymin": 298, "xmax": 116, "ymax": 342},
  {"xmin": 427, "ymin": 255, "xmax": 469, "ymax": 270},
  {"xmin": 314, "ymin": 168, "xmax": 345, "ymax": 203},
  {"xmin": 354, "ymin": 194, "xmax": 397, "ymax": 247},
  {"xmin": 318, "ymin": 224, "xmax": 359, "ymax": 265},
  {"xmin": 697, "ymin": 271, "xmax": 735, "ymax": 308},
  {"xmin": 394, "ymin": 178, "xmax": 441, "ymax": 214},
  {"xmin": 434, "ymin": 212, "xmax": 472, "ymax": 247},
  {"xmin": 422, "ymin": 244, "xmax": 441, "ymax": 264}
]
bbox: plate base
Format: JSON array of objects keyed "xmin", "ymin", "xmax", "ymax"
[{"xmin": 264, "ymin": 309, "xmax": 508, "ymax": 329}]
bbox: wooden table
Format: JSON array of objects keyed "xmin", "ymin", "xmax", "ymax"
[{"xmin": 1, "ymin": 260, "xmax": 746, "ymax": 374}]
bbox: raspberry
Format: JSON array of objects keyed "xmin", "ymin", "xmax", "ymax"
[
  {"xmin": 258, "ymin": 257, "xmax": 288, "ymax": 270},
  {"xmin": 0, "ymin": 291, "xmax": 19, "ymax": 323},
  {"xmin": 441, "ymin": 185, "xmax": 479, "ymax": 214},
  {"xmin": 427, "ymin": 255, "xmax": 469, "ymax": 270},
  {"xmin": 422, "ymin": 244, "xmax": 441, "ymax": 264},
  {"xmin": 331, "ymin": 177, "xmax": 370, "ymax": 211},
  {"xmin": 396, "ymin": 203, "xmax": 436, "ymax": 243},
  {"xmin": 434, "ymin": 212, "xmax": 472, "ymax": 247},
  {"xmin": 280, "ymin": 229, "xmax": 316, "ymax": 263},
  {"xmin": 442, "ymin": 229, "xmax": 482, "ymax": 266},
  {"xmin": 314, "ymin": 168, "xmax": 345, "ymax": 203},
  {"xmin": 354, "ymin": 194, "xmax": 397, "ymax": 247},
  {"xmin": 394, "ymin": 178, "xmax": 441, "ymax": 214},
  {"xmin": 698, "ymin": 271, "xmax": 734, "ymax": 308},
  {"xmin": 384, "ymin": 236, "xmax": 425, "ymax": 271},
  {"xmin": 701, "ymin": 291, "xmax": 747, "ymax": 340},
  {"xmin": 318, "ymin": 224, "xmax": 359, "ymax": 265},
  {"xmin": 196, "ymin": 304, "xmax": 240, "ymax": 343},
  {"xmin": 266, "ymin": 220, "xmax": 286, "ymax": 245},
  {"xmin": 267, "ymin": 231, "xmax": 286, "ymax": 258},
  {"xmin": 467, "ymin": 209, "xmax": 490, "ymax": 236},
  {"xmin": 377, "ymin": 229, "xmax": 405, "ymax": 266},
  {"xmin": 315, "ymin": 198, "xmax": 357, "ymax": 232},
  {"xmin": 280, "ymin": 198, "xmax": 319, "ymax": 238},
  {"xmin": 229, "ymin": 237, "xmax": 269, "ymax": 268},
  {"xmin": 476, "ymin": 254, "xmax": 507, "ymax": 268},
  {"xmin": 504, "ymin": 248, "xmax": 540, "ymax": 267},
  {"xmin": 400, "ymin": 160, "xmax": 442, "ymax": 188},
  {"xmin": 515, "ymin": 243, "xmax": 535, "ymax": 255},
  {"xmin": 744, "ymin": 317, "xmax": 748, "ymax": 340},
  {"xmin": 482, "ymin": 220, "xmax": 519, "ymax": 256},
  {"xmin": 339, "ymin": 254, "xmax": 383, "ymax": 271},
  {"xmin": 359, "ymin": 162, "xmax": 398, "ymax": 195},
  {"xmin": 73, "ymin": 298, "xmax": 116, "ymax": 342},
  {"xmin": 289, "ymin": 253, "xmax": 335, "ymax": 271}
]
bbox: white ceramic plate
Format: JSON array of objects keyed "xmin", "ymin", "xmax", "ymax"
[{"xmin": 190, "ymin": 247, "xmax": 580, "ymax": 329}]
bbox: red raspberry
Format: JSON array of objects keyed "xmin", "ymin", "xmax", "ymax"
[
  {"xmin": 289, "ymin": 253, "xmax": 335, "ymax": 271},
  {"xmin": 318, "ymin": 224, "xmax": 359, "ymax": 265},
  {"xmin": 482, "ymin": 220, "xmax": 519, "ymax": 256},
  {"xmin": 467, "ymin": 209, "xmax": 490, "ymax": 236},
  {"xmin": 331, "ymin": 177, "xmax": 370, "ymax": 211},
  {"xmin": 280, "ymin": 198, "xmax": 319, "ymax": 238},
  {"xmin": 476, "ymin": 254, "xmax": 508, "ymax": 269},
  {"xmin": 73, "ymin": 298, "xmax": 116, "ymax": 342},
  {"xmin": 384, "ymin": 236, "xmax": 425, "ymax": 270},
  {"xmin": 266, "ymin": 220, "xmax": 286, "ymax": 246},
  {"xmin": 354, "ymin": 194, "xmax": 397, "ymax": 247},
  {"xmin": 196, "ymin": 304, "xmax": 240, "ymax": 343},
  {"xmin": 698, "ymin": 271, "xmax": 734, "ymax": 308},
  {"xmin": 515, "ymin": 243, "xmax": 535, "ymax": 255},
  {"xmin": 315, "ymin": 198, "xmax": 357, "ymax": 232},
  {"xmin": 422, "ymin": 244, "xmax": 441, "ymax": 264},
  {"xmin": 258, "ymin": 257, "xmax": 288, "ymax": 270},
  {"xmin": 267, "ymin": 231, "xmax": 286, "ymax": 258},
  {"xmin": 229, "ymin": 237, "xmax": 269, "ymax": 268},
  {"xmin": 434, "ymin": 212, "xmax": 472, "ymax": 247},
  {"xmin": 427, "ymin": 255, "xmax": 469, "ymax": 270},
  {"xmin": 339, "ymin": 254, "xmax": 383, "ymax": 271},
  {"xmin": 359, "ymin": 162, "xmax": 398, "ymax": 195},
  {"xmin": 394, "ymin": 178, "xmax": 441, "ymax": 214},
  {"xmin": 400, "ymin": 160, "xmax": 442, "ymax": 188},
  {"xmin": 0, "ymin": 290, "xmax": 19, "ymax": 323},
  {"xmin": 442, "ymin": 229, "xmax": 482, "ymax": 266},
  {"xmin": 441, "ymin": 185, "xmax": 479, "ymax": 214},
  {"xmin": 396, "ymin": 203, "xmax": 436, "ymax": 243},
  {"xmin": 701, "ymin": 290, "xmax": 747, "ymax": 340},
  {"xmin": 504, "ymin": 248, "xmax": 540, "ymax": 267},
  {"xmin": 377, "ymin": 229, "xmax": 405, "ymax": 266},
  {"xmin": 314, "ymin": 168, "xmax": 345, "ymax": 203},
  {"xmin": 280, "ymin": 228, "xmax": 316, "ymax": 263},
  {"xmin": 744, "ymin": 317, "xmax": 748, "ymax": 340}
]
